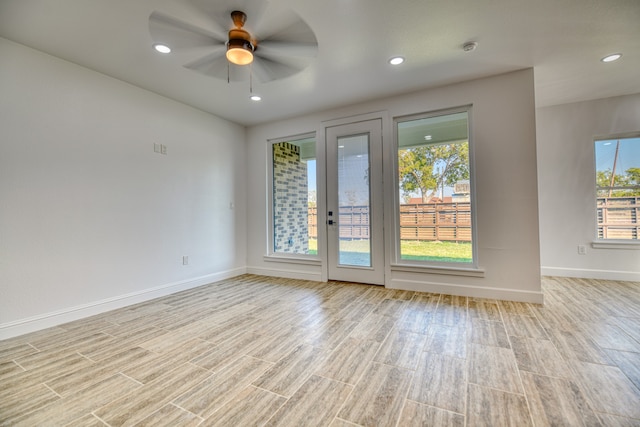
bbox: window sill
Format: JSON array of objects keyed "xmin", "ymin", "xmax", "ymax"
[
  {"xmin": 263, "ymin": 254, "xmax": 322, "ymax": 266},
  {"xmin": 591, "ymin": 240, "xmax": 640, "ymax": 250},
  {"xmin": 390, "ymin": 263, "xmax": 485, "ymax": 278}
]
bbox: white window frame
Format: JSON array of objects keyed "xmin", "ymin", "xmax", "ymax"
[
  {"xmin": 592, "ymin": 132, "xmax": 640, "ymax": 249},
  {"xmin": 265, "ymin": 132, "xmax": 321, "ymax": 264},
  {"xmin": 390, "ymin": 105, "xmax": 481, "ymax": 272}
]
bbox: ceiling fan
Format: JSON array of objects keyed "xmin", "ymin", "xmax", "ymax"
[{"xmin": 148, "ymin": 1, "xmax": 318, "ymax": 83}]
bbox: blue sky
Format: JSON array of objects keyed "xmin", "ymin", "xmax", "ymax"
[
  {"xmin": 595, "ymin": 137, "xmax": 640, "ymax": 174},
  {"xmin": 307, "ymin": 159, "xmax": 316, "ymax": 190}
]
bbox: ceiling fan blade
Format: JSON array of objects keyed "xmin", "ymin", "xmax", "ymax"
[
  {"xmin": 254, "ymin": 12, "xmax": 317, "ymax": 45},
  {"xmin": 149, "ymin": 11, "xmax": 226, "ymax": 50},
  {"xmin": 188, "ymin": 0, "xmax": 269, "ymax": 36},
  {"xmin": 252, "ymin": 55, "xmax": 307, "ymax": 83},
  {"xmin": 184, "ymin": 51, "xmax": 249, "ymax": 82},
  {"xmin": 250, "ymin": 10, "xmax": 317, "ymax": 82},
  {"xmin": 257, "ymin": 41, "xmax": 318, "ymax": 58}
]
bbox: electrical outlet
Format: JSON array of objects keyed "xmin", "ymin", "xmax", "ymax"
[
  {"xmin": 577, "ymin": 245, "xmax": 587, "ymax": 255},
  {"xmin": 182, "ymin": 255, "xmax": 189, "ymax": 265}
]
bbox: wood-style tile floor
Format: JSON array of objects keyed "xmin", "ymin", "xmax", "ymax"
[{"xmin": 1, "ymin": 275, "xmax": 640, "ymax": 426}]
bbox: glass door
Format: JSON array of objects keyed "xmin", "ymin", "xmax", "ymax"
[{"xmin": 326, "ymin": 119, "xmax": 384, "ymax": 285}]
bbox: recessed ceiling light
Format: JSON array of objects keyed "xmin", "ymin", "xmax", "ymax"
[
  {"xmin": 389, "ymin": 56, "xmax": 405, "ymax": 65},
  {"xmin": 250, "ymin": 95, "xmax": 262, "ymax": 101},
  {"xmin": 424, "ymin": 135, "xmax": 433, "ymax": 141},
  {"xmin": 601, "ymin": 53, "xmax": 622, "ymax": 63},
  {"xmin": 153, "ymin": 44, "xmax": 171, "ymax": 54}
]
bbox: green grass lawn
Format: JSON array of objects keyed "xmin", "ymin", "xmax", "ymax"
[
  {"xmin": 400, "ymin": 240, "xmax": 472, "ymax": 263},
  {"xmin": 307, "ymin": 239, "xmax": 472, "ymax": 263}
]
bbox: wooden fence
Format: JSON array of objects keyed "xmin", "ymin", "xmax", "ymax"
[
  {"xmin": 399, "ymin": 202, "xmax": 471, "ymax": 242},
  {"xmin": 308, "ymin": 197, "xmax": 639, "ymax": 241},
  {"xmin": 597, "ymin": 196, "xmax": 639, "ymax": 239},
  {"xmin": 308, "ymin": 202, "xmax": 472, "ymax": 242}
]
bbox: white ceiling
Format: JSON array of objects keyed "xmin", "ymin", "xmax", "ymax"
[{"xmin": 1, "ymin": 0, "xmax": 638, "ymax": 126}]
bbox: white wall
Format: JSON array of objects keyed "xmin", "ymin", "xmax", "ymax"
[
  {"xmin": 537, "ymin": 94, "xmax": 640, "ymax": 281},
  {"xmin": 246, "ymin": 69, "xmax": 542, "ymax": 303},
  {"xmin": 0, "ymin": 38, "xmax": 247, "ymax": 339}
]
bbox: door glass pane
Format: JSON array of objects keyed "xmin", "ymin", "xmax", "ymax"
[
  {"xmin": 337, "ymin": 134, "xmax": 371, "ymax": 266},
  {"xmin": 272, "ymin": 137, "xmax": 316, "ymax": 254}
]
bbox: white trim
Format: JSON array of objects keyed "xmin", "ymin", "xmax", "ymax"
[
  {"xmin": 390, "ymin": 264, "xmax": 485, "ymax": 277},
  {"xmin": 246, "ymin": 266, "xmax": 323, "ymax": 282},
  {"xmin": 591, "ymin": 240, "xmax": 640, "ymax": 250},
  {"xmin": 0, "ymin": 268, "xmax": 246, "ymax": 340},
  {"xmin": 541, "ymin": 266, "xmax": 640, "ymax": 282},
  {"xmin": 266, "ymin": 132, "xmax": 318, "ymax": 260},
  {"xmin": 325, "ymin": 118, "xmax": 386, "ymax": 285},
  {"xmin": 263, "ymin": 254, "xmax": 322, "ymax": 266},
  {"xmin": 388, "ymin": 278, "xmax": 543, "ymax": 303},
  {"xmin": 322, "ymin": 110, "xmax": 387, "ymax": 127}
]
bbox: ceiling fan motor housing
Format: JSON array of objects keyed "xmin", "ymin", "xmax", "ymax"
[
  {"xmin": 226, "ymin": 10, "xmax": 255, "ymax": 65},
  {"xmin": 228, "ymin": 10, "xmax": 254, "ymax": 51},
  {"xmin": 228, "ymin": 28, "xmax": 254, "ymax": 50}
]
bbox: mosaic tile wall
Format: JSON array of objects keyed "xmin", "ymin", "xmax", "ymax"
[{"xmin": 273, "ymin": 142, "xmax": 309, "ymax": 253}]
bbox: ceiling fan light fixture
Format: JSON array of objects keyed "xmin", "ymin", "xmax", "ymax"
[{"xmin": 226, "ymin": 39, "xmax": 254, "ymax": 65}]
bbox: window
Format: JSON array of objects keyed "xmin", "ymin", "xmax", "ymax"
[
  {"xmin": 269, "ymin": 135, "xmax": 317, "ymax": 255},
  {"xmin": 395, "ymin": 108, "xmax": 476, "ymax": 265},
  {"xmin": 595, "ymin": 135, "xmax": 640, "ymax": 240}
]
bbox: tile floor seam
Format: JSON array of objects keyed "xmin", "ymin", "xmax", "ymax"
[
  {"xmin": 169, "ymin": 401, "xmax": 205, "ymax": 422},
  {"xmin": 117, "ymin": 371, "xmax": 144, "ymax": 386},
  {"xmin": 251, "ymin": 383, "xmax": 291, "ymax": 399},
  {"xmin": 465, "ymin": 381, "xmax": 527, "ymax": 397},
  {"xmin": 392, "ymin": 362, "xmax": 414, "ymax": 427},
  {"xmin": 506, "ymin": 323, "xmax": 537, "ymax": 427},
  {"xmin": 404, "ymin": 399, "xmax": 466, "ymax": 416},
  {"xmin": 41, "ymin": 382, "xmax": 63, "ymax": 399},
  {"xmin": 12, "ymin": 359, "xmax": 27, "ymax": 371}
]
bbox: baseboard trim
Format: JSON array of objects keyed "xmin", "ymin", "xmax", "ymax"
[
  {"xmin": 388, "ymin": 278, "xmax": 544, "ymax": 304},
  {"xmin": 541, "ymin": 267, "xmax": 640, "ymax": 282},
  {"xmin": 0, "ymin": 267, "xmax": 246, "ymax": 340},
  {"xmin": 246, "ymin": 266, "xmax": 322, "ymax": 282}
]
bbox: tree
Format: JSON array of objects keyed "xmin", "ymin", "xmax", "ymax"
[
  {"xmin": 627, "ymin": 168, "xmax": 640, "ymax": 196},
  {"xmin": 597, "ymin": 167, "xmax": 640, "ymax": 197},
  {"xmin": 398, "ymin": 143, "xmax": 469, "ymax": 202},
  {"xmin": 627, "ymin": 167, "xmax": 640, "ymax": 186}
]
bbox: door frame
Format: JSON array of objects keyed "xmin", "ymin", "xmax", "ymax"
[{"xmin": 324, "ymin": 117, "xmax": 385, "ymax": 285}]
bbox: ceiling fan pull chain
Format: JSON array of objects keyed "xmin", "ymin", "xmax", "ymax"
[
  {"xmin": 227, "ymin": 61, "xmax": 230, "ymax": 84},
  {"xmin": 249, "ymin": 62, "xmax": 253, "ymax": 94}
]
